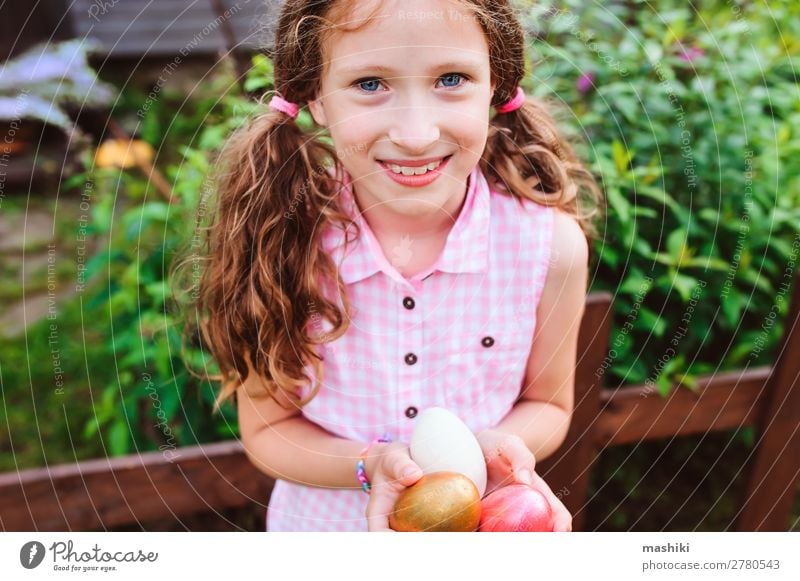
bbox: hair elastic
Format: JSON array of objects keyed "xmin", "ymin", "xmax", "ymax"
[
  {"xmin": 356, "ymin": 432, "xmax": 392, "ymax": 493},
  {"xmin": 268, "ymin": 92, "xmax": 300, "ymax": 118},
  {"xmin": 494, "ymin": 86, "xmax": 526, "ymax": 113}
]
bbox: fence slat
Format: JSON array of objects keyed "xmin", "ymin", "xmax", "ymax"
[
  {"xmin": 0, "ymin": 441, "xmax": 271, "ymax": 531},
  {"xmin": 595, "ymin": 368, "xmax": 772, "ymax": 448},
  {"xmin": 737, "ymin": 270, "xmax": 800, "ymax": 531}
]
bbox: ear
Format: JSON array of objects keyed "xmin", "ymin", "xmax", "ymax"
[{"xmin": 307, "ymin": 97, "xmax": 328, "ymax": 127}]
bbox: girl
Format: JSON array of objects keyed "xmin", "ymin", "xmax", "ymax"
[{"xmin": 194, "ymin": 0, "xmax": 602, "ymax": 532}]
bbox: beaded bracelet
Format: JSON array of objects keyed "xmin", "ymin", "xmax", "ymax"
[{"xmin": 356, "ymin": 432, "xmax": 392, "ymax": 493}]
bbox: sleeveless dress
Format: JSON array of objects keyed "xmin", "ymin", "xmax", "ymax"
[{"xmin": 266, "ymin": 163, "xmax": 555, "ymax": 531}]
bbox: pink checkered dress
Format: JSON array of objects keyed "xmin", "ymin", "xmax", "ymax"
[{"xmin": 266, "ymin": 164, "xmax": 555, "ymax": 531}]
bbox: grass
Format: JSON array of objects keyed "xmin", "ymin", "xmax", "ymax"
[{"xmin": 0, "ymin": 291, "xmax": 116, "ymax": 472}]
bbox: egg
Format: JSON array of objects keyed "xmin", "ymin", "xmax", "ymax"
[{"xmin": 409, "ymin": 407, "xmax": 487, "ymax": 497}]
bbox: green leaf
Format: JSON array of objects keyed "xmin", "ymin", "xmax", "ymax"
[
  {"xmin": 639, "ymin": 307, "xmax": 667, "ymax": 338},
  {"xmin": 721, "ymin": 292, "xmax": 746, "ymax": 329},
  {"xmin": 632, "ymin": 206, "xmax": 658, "ymax": 219},
  {"xmin": 670, "ymin": 272, "xmax": 699, "ymax": 302},
  {"xmin": 674, "ymin": 372, "xmax": 699, "ymax": 392},
  {"xmin": 83, "ymin": 418, "xmax": 99, "ymax": 439},
  {"xmin": 108, "ymin": 421, "xmax": 131, "ymax": 456},
  {"xmin": 636, "ymin": 185, "xmax": 681, "ymax": 215},
  {"xmin": 618, "ymin": 273, "xmax": 654, "ymax": 296},
  {"xmin": 666, "ymin": 228, "xmax": 687, "ymax": 263},
  {"xmin": 145, "ymin": 281, "xmax": 168, "ymax": 307},
  {"xmin": 599, "ymin": 244, "xmax": 620, "ymax": 268},
  {"xmin": 656, "ymin": 372, "xmax": 673, "ymax": 397},
  {"xmin": 738, "ymin": 268, "xmax": 775, "ymax": 296},
  {"xmin": 612, "ymin": 139, "xmax": 633, "ymax": 173},
  {"xmin": 606, "ymin": 186, "xmax": 631, "ymax": 223}
]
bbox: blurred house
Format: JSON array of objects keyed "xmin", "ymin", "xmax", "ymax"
[{"xmin": 2, "ymin": 0, "xmax": 281, "ymax": 62}]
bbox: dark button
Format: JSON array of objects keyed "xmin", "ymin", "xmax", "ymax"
[
  {"xmin": 403, "ymin": 296, "xmax": 415, "ymax": 310},
  {"xmin": 405, "ymin": 406, "xmax": 418, "ymax": 418},
  {"xmin": 481, "ymin": 336, "xmax": 495, "ymax": 348},
  {"xmin": 404, "ymin": 352, "xmax": 418, "ymax": 365}
]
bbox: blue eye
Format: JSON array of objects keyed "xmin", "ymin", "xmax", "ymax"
[
  {"xmin": 439, "ymin": 73, "xmax": 466, "ymax": 88},
  {"xmin": 356, "ymin": 79, "xmax": 382, "ymax": 92},
  {"xmin": 353, "ymin": 73, "xmax": 469, "ymax": 93}
]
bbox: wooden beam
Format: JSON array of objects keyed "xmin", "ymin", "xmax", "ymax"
[
  {"xmin": 737, "ymin": 270, "xmax": 800, "ymax": 531},
  {"xmin": 594, "ymin": 367, "xmax": 772, "ymax": 448},
  {"xmin": 0, "ymin": 441, "xmax": 271, "ymax": 531}
]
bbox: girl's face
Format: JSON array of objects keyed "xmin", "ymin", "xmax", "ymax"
[{"xmin": 308, "ymin": 0, "xmax": 496, "ymax": 222}]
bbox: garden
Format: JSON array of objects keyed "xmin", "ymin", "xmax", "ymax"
[{"xmin": 1, "ymin": 0, "xmax": 799, "ymax": 531}]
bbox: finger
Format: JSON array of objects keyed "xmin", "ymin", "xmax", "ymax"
[
  {"xmin": 366, "ymin": 488, "xmax": 396, "ymax": 532},
  {"xmin": 496, "ymin": 438, "xmax": 535, "ymax": 486},
  {"xmin": 530, "ymin": 471, "xmax": 573, "ymax": 532},
  {"xmin": 385, "ymin": 454, "xmax": 423, "ymax": 488}
]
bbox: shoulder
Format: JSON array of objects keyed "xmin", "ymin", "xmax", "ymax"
[
  {"xmin": 549, "ymin": 209, "xmax": 589, "ymax": 274},
  {"xmin": 546, "ymin": 209, "xmax": 589, "ymax": 287}
]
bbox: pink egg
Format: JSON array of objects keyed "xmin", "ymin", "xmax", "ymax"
[{"xmin": 479, "ymin": 484, "xmax": 555, "ymax": 532}]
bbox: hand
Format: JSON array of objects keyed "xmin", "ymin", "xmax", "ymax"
[
  {"xmin": 363, "ymin": 441, "xmax": 424, "ymax": 532},
  {"xmin": 476, "ymin": 429, "xmax": 573, "ymax": 532}
]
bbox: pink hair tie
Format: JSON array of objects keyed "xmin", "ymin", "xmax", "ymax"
[
  {"xmin": 269, "ymin": 93, "xmax": 300, "ymax": 119},
  {"xmin": 494, "ymin": 86, "xmax": 525, "ymax": 113}
]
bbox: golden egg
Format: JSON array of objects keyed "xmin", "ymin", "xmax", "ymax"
[{"xmin": 389, "ymin": 471, "xmax": 481, "ymax": 532}]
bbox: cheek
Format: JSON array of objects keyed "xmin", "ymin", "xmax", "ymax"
[{"xmin": 330, "ymin": 115, "xmax": 375, "ymax": 152}]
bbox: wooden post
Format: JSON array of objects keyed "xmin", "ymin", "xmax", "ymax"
[
  {"xmin": 537, "ymin": 292, "xmax": 613, "ymax": 531},
  {"xmin": 736, "ymin": 269, "xmax": 800, "ymax": 531}
]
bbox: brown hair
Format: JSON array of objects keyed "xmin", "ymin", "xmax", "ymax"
[{"xmin": 184, "ymin": 0, "xmax": 603, "ymax": 413}]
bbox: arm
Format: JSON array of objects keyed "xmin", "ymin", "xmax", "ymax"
[
  {"xmin": 239, "ymin": 372, "xmax": 425, "ymax": 532},
  {"xmin": 480, "ymin": 209, "xmax": 588, "ymax": 460},
  {"xmin": 237, "ymin": 362, "xmax": 386, "ymax": 490}
]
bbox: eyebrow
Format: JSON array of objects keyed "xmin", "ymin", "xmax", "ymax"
[{"xmin": 337, "ymin": 60, "xmax": 485, "ymax": 77}]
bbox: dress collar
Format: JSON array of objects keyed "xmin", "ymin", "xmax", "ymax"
[{"xmin": 321, "ymin": 164, "xmax": 491, "ymax": 288}]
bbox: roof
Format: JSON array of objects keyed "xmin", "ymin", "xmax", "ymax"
[{"xmin": 67, "ymin": 0, "xmax": 283, "ymax": 58}]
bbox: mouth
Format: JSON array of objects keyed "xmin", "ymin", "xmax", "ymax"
[{"xmin": 377, "ymin": 155, "xmax": 453, "ymax": 176}]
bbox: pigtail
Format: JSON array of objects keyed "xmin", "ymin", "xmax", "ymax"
[
  {"xmin": 192, "ymin": 93, "xmax": 356, "ymax": 413},
  {"xmin": 481, "ymin": 96, "xmax": 603, "ymax": 242}
]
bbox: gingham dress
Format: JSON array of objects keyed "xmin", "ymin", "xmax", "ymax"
[{"xmin": 266, "ymin": 163, "xmax": 555, "ymax": 531}]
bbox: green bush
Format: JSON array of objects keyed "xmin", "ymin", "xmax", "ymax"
[
  {"xmin": 68, "ymin": 64, "xmax": 265, "ymax": 456},
  {"xmin": 528, "ymin": 0, "xmax": 800, "ymax": 393}
]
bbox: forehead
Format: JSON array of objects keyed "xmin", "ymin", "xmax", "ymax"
[{"xmin": 322, "ymin": 0, "xmax": 490, "ymax": 75}]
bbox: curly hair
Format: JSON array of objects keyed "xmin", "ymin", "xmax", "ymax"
[{"xmin": 181, "ymin": 0, "xmax": 603, "ymax": 414}]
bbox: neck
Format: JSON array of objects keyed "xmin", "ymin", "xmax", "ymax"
[{"xmin": 352, "ymin": 181, "xmax": 470, "ymax": 243}]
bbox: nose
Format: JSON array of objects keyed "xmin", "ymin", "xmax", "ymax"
[{"xmin": 387, "ymin": 101, "xmax": 440, "ymax": 154}]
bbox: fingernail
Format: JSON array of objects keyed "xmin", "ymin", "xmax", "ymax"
[
  {"xmin": 517, "ymin": 469, "xmax": 532, "ymax": 485},
  {"xmin": 402, "ymin": 467, "xmax": 419, "ymax": 480}
]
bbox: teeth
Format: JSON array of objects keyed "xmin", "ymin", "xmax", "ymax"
[{"xmin": 387, "ymin": 159, "xmax": 443, "ymax": 175}]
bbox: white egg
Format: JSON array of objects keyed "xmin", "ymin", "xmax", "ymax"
[{"xmin": 409, "ymin": 406, "xmax": 487, "ymax": 497}]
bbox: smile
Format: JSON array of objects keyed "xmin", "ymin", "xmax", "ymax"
[{"xmin": 377, "ymin": 156, "xmax": 452, "ymax": 187}]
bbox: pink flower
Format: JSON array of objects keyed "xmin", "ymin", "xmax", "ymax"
[
  {"xmin": 576, "ymin": 72, "xmax": 595, "ymax": 94},
  {"xmin": 678, "ymin": 46, "xmax": 705, "ymax": 63}
]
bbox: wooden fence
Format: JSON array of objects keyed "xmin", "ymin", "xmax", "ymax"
[{"xmin": 2, "ymin": 275, "xmax": 798, "ymax": 531}]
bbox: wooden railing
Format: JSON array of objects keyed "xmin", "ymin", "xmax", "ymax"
[{"xmin": 2, "ymin": 276, "xmax": 798, "ymax": 531}]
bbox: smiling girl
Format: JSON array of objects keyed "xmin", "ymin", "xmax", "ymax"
[{"xmin": 193, "ymin": 0, "xmax": 603, "ymax": 532}]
